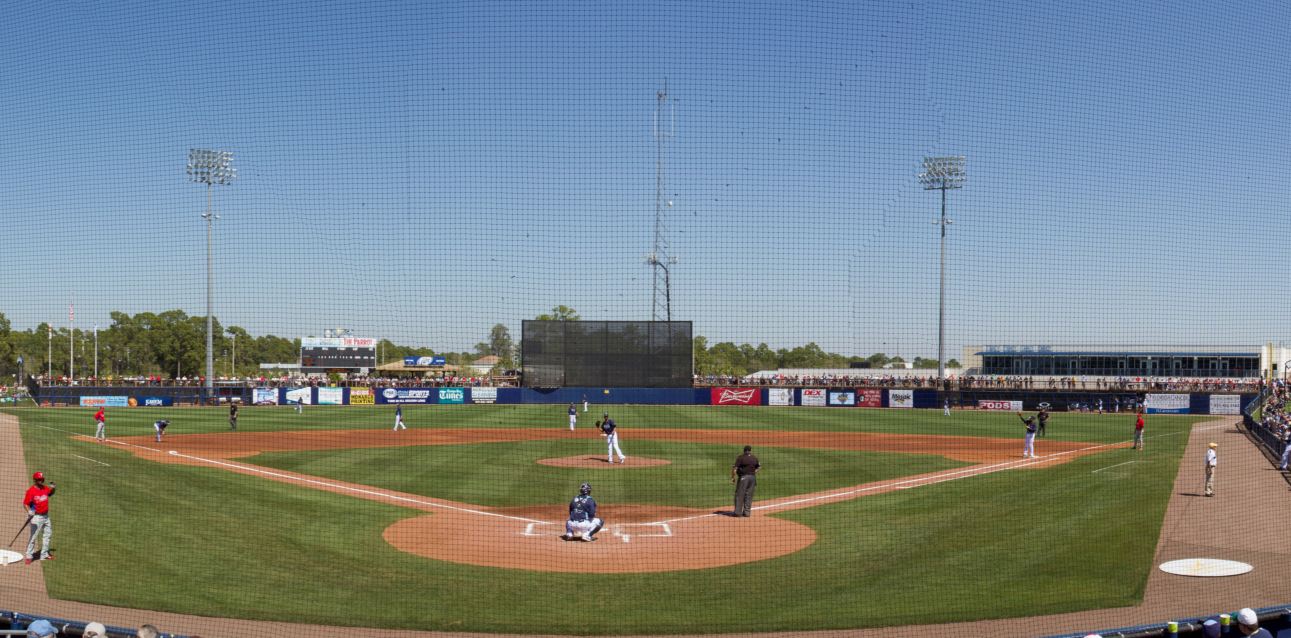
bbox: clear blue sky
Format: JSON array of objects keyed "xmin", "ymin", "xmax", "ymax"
[{"xmin": 2, "ymin": 0, "xmax": 1288, "ymax": 357}]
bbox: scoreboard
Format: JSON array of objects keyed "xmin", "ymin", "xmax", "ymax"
[{"xmin": 300, "ymin": 337, "xmax": 376, "ymax": 372}]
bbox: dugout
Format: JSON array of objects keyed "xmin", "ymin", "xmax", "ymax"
[{"xmin": 522, "ymin": 320, "xmax": 692, "ymax": 388}]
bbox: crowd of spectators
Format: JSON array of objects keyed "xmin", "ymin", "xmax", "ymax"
[
  {"xmin": 1252, "ymin": 379, "xmax": 1291, "ymax": 473},
  {"xmin": 696, "ymin": 373, "xmax": 1265, "ymax": 391}
]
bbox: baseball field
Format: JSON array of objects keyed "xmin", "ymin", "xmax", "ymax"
[{"xmin": 8, "ymin": 405, "xmax": 1209, "ymax": 634}]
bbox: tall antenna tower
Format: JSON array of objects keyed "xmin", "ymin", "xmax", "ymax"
[{"xmin": 647, "ymin": 79, "xmax": 677, "ymax": 321}]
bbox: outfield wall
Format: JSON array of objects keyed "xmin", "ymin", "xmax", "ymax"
[{"xmin": 29, "ymin": 385, "xmax": 1256, "ymax": 415}]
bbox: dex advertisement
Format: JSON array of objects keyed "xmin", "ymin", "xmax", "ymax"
[
  {"xmin": 768, "ymin": 388, "xmax": 793, "ymax": 406},
  {"xmin": 438, "ymin": 388, "xmax": 466, "ymax": 404},
  {"xmin": 377, "ymin": 388, "xmax": 434, "ymax": 404},
  {"xmin": 888, "ymin": 389, "xmax": 914, "ymax": 409},
  {"xmin": 470, "ymin": 387, "xmax": 498, "ymax": 404},
  {"xmin": 317, "ymin": 387, "xmax": 344, "ymax": 405},
  {"xmin": 857, "ymin": 389, "xmax": 883, "ymax": 408},
  {"xmin": 80, "ymin": 396, "xmax": 129, "ymax": 407},
  {"xmin": 801, "ymin": 388, "xmax": 826, "ymax": 407},
  {"xmin": 1209, "ymin": 394, "xmax": 1241, "ymax": 415},
  {"xmin": 252, "ymin": 388, "xmax": 279, "ymax": 405},
  {"xmin": 349, "ymin": 388, "xmax": 374, "ymax": 405},
  {"xmin": 711, "ymin": 387, "xmax": 761, "ymax": 406},
  {"xmin": 827, "ymin": 391, "xmax": 856, "ymax": 406},
  {"xmin": 285, "ymin": 387, "xmax": 313, "ymax": 405},
  {"xmin": 1145, "ymin": 393, "xmax": 1190, "ymax": 414}
]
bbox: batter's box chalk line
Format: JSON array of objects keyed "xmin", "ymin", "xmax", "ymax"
[{"xmin": 520, "ymin": 521, "xmax": 672, "ymax": 543}]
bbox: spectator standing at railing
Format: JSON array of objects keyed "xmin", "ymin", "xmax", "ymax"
[
  {"xmin": 1204, "ymin": 442, "xmax": 1218, "ymax": 496},
  {"xmin": 1279, "ymin": 427, "xmax": 1289, "ymax": 471},
  {"xmin": 1236, "ymin": 608, "xmax": 1272, "ymax": 637}
]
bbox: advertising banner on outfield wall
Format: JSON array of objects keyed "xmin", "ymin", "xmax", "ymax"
[
  {"xmin": 403, "ymin": 356, "xmax": 447, "ymax": 366},
  {"xmin": 80, "ymin": 396, "xmax": 129, "ymax": 407},
  {"xmin": 768, "ymin": 388, "xmax": 793, "ymax": 406},
  {"xmin": 827, "ymin": 391, "xmax": 856, "ymax": 406},
  {"xmin": 801, "ymin": 388, "xmax": 826, "ymax": 407},
  {"xmin": 252, "ymin": 388, "xmax": 279, "ymax": 405},
  {"xmin": 978, "ymin": 399, "xmax": 1023, "ymax": 411},
  {"xmin": 302, "ymin": 337, "xmax": 377, "ymax": 348},
  {"xmin": 317, "ymin": 387, "xmax": 344, "ymax": 405},
  {"xmin": 134, "ymin": 396, "xmax": 173, "ymax": 407},
  {"xmin": 470, "ymin": 387, "xmax": 498, "ymax": 404},
  {"xmin": 438, "ymin": 388, "xmax": 466, "ymax": 404},
  {"xmin": 285, "ymin": 388, "xmax": 313, "ymax": 405},
  {"xmin": 857, "ymin": 389, "xmax": 882, "ymax": 407},
  {"xmin": 1209, "ymin": 394, "xmax": 1240, "ymax": 415},
  {"xmin": 888, "ymin": 389, "xmax": 914, "ymax": 408},
  {"xmin": 349, "ymin": 387, "xmax": 373, "ymax": 405},
  {"xmin": 711, "ymin": 387, "xmax": 761, "ymax": 405},
  {"xmin": 1145, "ymin": 393, "xmax": 1190, "ymax": 414},
  {"xmin": 377, "ymin": 388, "xmax": 433, "ymax": 404}
]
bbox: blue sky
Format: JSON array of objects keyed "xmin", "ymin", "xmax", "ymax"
[{"xmin": 2, "ymin": 0, "xmax": 1289, "ymax": 357}]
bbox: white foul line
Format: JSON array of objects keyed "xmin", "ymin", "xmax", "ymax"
[
  {"xmin": 1091, "ymin": 460, "xmax": 1137, "ymax": 474},
  {"xmin": 70, "ymin": 454, "xmax": 110, "ymax": 467}
]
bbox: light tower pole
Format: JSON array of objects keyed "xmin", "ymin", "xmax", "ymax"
[
  {"xmin": 648, "ymin": 80, "xmax": 676, "ymax": 321},
  {"xmin": 187, "ymin": 149, "xmax": 237, "ymax": 400},
  {"xmin": 919, "ymin": 156, "xmax": 966, "ymax": 384}
]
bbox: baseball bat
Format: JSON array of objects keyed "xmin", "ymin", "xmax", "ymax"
[{"xmin": 8, "ymin": 513, "xmax": 33, "ymax": 547}]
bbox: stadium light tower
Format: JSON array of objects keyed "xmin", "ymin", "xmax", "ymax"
[
  {"xmin": 648, "ymin": 80, "xmax": 676, "ymax": 321},
  {"xmin": 919, "ymin": 156, "xmax": 966, "ymax": 384},
  {"xmin": 188, "ymin": 149, "xmax": 237, "ymax": 399}
]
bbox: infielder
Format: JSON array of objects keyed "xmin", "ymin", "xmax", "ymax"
[
  {"xmin": 229, "ymin": 403, "xmax": 238, "ymax": 431},
  {"xmin": 582, "ymin": 394, "xmax": 589, "ymax": 413},
  {"xmin": 22, "ymin": 471, "xmax": 56, "ymax": 564},
  {"xmin": 1017, "ymin": 411, "xmax": 1038, "ymax": 458},
  {"xmin": 943, "ymin": 399, "xmax": 950, "ymax": 417},
  {"xmin": 153, "ymin": 419, "xmax": 170, "ymax": 442},
  {"xmin": 563, "ymin": 482, "xmax": 603, "ymax": 542},
  {"xmin": 599, "ymin": 413, "xmax": 626, "ymax": 464},
  {"xmin": 1133, "ymin": 410, "xmax": 1145, "ymax": 450},
  {"xmin": 93, "ymin": 407, "xmax": 107, "ymax": 442},
  {"xmin": 393, "ymin": 405, "xmax": 406, "ymax": 431},
  {"xmin": 568, "ymin": 403, "xmax": 577, "ymax": 431},
  {"xmin": 1204, "ymin": 442, "xmax": 1217, "ymax": 496}
]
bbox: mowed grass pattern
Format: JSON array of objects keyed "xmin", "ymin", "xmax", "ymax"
[{"xmin": 7, "ymin": 405, "xmax": 1209, "ymax": 633}]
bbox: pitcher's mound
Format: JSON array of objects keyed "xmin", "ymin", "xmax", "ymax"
[{"xmin": 537, "ymin": 455, "xmax": 670, "ymax": 468}]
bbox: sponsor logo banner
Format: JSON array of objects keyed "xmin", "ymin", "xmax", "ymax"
[
  {"xmin": 349, "ymin": 388, "xmax": 374, "ymax": 405},
  {"xmin": 377, "ymin": 388, "xmax": 434, "ymax": 404},
  {"xmin": 889, "ymin": 389, "xmax": 914, "ymax": 409},
  {"xmin": 768, "ymin": 388, "xmax": 793, "ymax": 406},
  {"xmin": 80, "ymin": 396, "xmax": 129, "ymax": 407},
  {"xmin": 711, "ymin": 387, "xmax": 761, "ymax": 406},
  {"xmin": 471, "ymin": 387, "xmax": 498, "ymax": 404},
  {"xmin": 136, "ymin": 396, "xmax": 173, "ymax": 407},
  {"xmin": 404, "ymin": 356, "xmax": 447, "ymax": 367},
  {"xmin": 438, "ymin": 388, "xmax": 465, "ymax": 404},
  {"xmin": 317, "ymin": 387, "xmax": 344, "ymax": 405},
  {"xmin": 1209, "ymin": 394, "xmax": 1240, "ymax": 415},
  {"xmin": 252, "ymin": 388, "xmax": 279, "ymax": 405},
  {"xmin": 285, "ymin": 388, "xmax": 313, "ymax": 405},
  {"xmin": 1145, "ymin": 393, "xmax": 1190, "ymax": 414},
  {"xmin": 801, "ymin": 388, "xmax": 826, "ymax": 407},
  {"xmin": 978, "ymin": 399, "xmax": 1023, "ymax": 411},
  {"xmin": 857, "ymin": 389, "xmax": 882, "ymax": 408},
  {"xmin": 302, "ymin": 337, "xmax": 377, "ymax": 348},
  {"xmin": 827, "ymin": 391, "xmax": 856, "ymax": 406}
]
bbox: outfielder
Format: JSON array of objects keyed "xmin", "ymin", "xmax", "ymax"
[
  {"xmin": 229, "ymin": 403, "xmax": 238, "ymax": 431},
  {"xmin": 93, "ymin": 407, "xmax": 106, "ymax": 442},
  {"xmin": 599, "ymin": 413, "xmax": 626, "ymax": 464},
  {"xmin": 1017, "ymin": 411, "xmax": 1038, "ymax": 458},
  {"xmin": 582, "ymin": 394, "xmax": 589, "ymax": 413},
  {"xmin": 568, "ymin": 403, "xmax": 577, "ymax": 431},
  {"xmin": 393, "ymin": 405, "xmax": 406, "ymax": 431},
  {"xmin": 22, "ymin": 471, "xmax": 56, "ymax": 564},
  {"xmin": 1133, "ymin": 410, "xmax": 1145, "ymax": 450},
  {"xmin": 563, "ymin": 482, "xmax": 603, "ymax": 542},
  {"xmin": 153, "ymin": 419, "xmax": 170, "ymax": 442}
]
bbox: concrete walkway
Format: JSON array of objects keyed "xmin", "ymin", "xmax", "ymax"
[{"xmin": 1, "ymin": 414, "xmax": 1288, "ymax": 638}]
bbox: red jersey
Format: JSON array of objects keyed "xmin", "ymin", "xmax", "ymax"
[
  {"xmin": 1135, "ymin": 415, "xmax": 1144, "ymax": 431},
  {"xmin": 24, "ymin": 485, "xmax": 53, "ymax": 515},
  {"xmin": 94, "ymin": 408, "xmax": 105, "ymax": 423}
]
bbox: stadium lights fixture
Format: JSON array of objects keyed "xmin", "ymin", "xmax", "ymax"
[
  {"xmin": 919, "ymin": 156, "xmax": 966, "ymax": 385},
  {"xmin": 188, "ymin": 149, "xmax": 237, "ymax": 399}
]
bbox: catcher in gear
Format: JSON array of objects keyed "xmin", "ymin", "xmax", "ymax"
[{"xmin": 564, "ymin": 482, "xmax": 604, "ymax": 542}]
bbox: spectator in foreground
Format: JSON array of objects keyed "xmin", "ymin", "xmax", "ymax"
[
  {"xmin": 136, "ymin": 624, "xmax": 161, "ymax": 638},
  {"xmin": 1236, "ymin": 608, "xmax": 1272, "ymax": 637},
  {"xmin": 26, "ymin": 619, "xmax": 57, "ymax": 638},
  {"xmin": 83, "ymin": 622, "xmax": 107, "ymax": 638}
]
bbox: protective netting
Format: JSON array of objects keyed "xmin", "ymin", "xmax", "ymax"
[{"xmin": 2, "ymin": 2, "xmax": 1289, "ymax": 637}]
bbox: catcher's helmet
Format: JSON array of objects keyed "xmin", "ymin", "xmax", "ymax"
[{"xmin": 579, "ymin": 482, "xmax": 592, "ymax": 495}]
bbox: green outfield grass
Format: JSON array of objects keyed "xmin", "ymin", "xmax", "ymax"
[{"xmin": 5, "ymin": 406, "xmax": 1210, "ymax": 634}]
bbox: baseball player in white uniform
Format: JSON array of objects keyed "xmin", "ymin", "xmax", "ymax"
[
  {"xmin": 393, "ymin": 405, "xmax": 406, "ymax": 431},
  {"xmin": 599, "ymin": 413, "xmax": 626, "ymax": 464},
  {"xmin": 568, "ymin": 403, "xmax": 577, "ymax": 431},
  {"xmin": 153, "ymin": 419, "xmax": 170, "ymax": 442}
]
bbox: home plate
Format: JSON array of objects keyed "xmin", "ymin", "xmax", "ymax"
[
  {"xmin": 1159, "ymin": 558, "xmax": 1252, "ymax": 577},
  {"xmin": 0, "ymin": 550, "xmax": 23, "ymax": 566}
]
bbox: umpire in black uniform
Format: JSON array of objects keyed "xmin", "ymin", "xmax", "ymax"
[{"xmin": 731, "ymin": 445, "xmax": 760, "ymax": 517}]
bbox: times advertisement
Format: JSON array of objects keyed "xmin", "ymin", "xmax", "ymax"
[
  {"xmin": 349, "ymin": 388, "xmax": 374, "ymax": 405},
  {"xmin": 801, "ymin": 388, "xmax": 826, "ymax": 407},
  {"xmin": 1145, "ymin": 393, "xmax": 1190, "ymax": 414},
  {"xmin": 768, "ymin": 388, "xmax": 793, "ymax": 406},
  {"xmin": 317, "ymin": 387, "xmax": 344, "ymax": 405},
  {"xmin": 285, "ymin": 387, "xmax": 313, "ymax": 405},
  {"xmin": 978, "ymin": 400, "xmax": 1023, "ymax": 411},
  {"xmin": 470, "ymin": 387, "xmax": 498, "ymax": 404},
  {"xmin": 857, "ymin": 389, "xmax": 882, "ymax": 408},
  {"xmin": 252, "ymin": 388, "xmax": 279, "ymax": 405},
  {"xmin": 711, "ymin": 387, "xmax": 761, "ymax": 406},
  {"xmin": 438, "ymin": 388, "xmax": 466, "ymax": 405},
  {"xmin": 888, "ymin": 389, "xmax": 914, "ymax": 409},
  {"xmin": 1209, "ymin": 394, "xmax": 1240, "ymax": 415},
  {"xmin": 377, "ymin": 388, "xmax": 433, "ymax": 404},
  {"xmin": 827, "ymin": 391, "xmax": 856, "ymax": 406}
]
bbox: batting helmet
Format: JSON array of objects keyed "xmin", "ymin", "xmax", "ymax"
[
  {"xmin": 32, "ymin": 472, "xmax": 44, "ymax": 481},
  {"xmin": 579, "ymin": 482, "xmax": 592, "ymax": 495}
]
